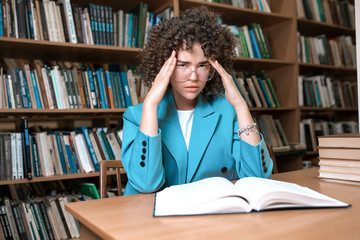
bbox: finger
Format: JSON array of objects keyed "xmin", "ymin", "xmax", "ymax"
[
  {"xmin": 162, "ymin": 50, "xmax": 176, "ymax": 72},
  {"xmin": 162, "ymin": 51, "xmax": 177, "ymax": 78}
]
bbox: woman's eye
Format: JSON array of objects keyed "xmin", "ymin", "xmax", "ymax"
[{"xmin": 176, "ymin": 64, "xmax": 187, "ymax": 68}]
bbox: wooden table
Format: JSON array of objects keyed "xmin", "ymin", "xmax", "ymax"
[{"xmin": 65, "ymin": 168, "xmax": 360, "ymax": 240}]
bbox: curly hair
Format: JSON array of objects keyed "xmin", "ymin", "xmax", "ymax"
[{"xmin": 138, "ymin": 6, "xmax": 236, "ymax": 96}]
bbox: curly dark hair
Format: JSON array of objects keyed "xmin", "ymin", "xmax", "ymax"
[{"xmin": 139, "ymin": 6, "xmax": 236, "ymax": 96}]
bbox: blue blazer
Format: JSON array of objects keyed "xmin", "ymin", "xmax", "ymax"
[{"xmin": 121, "ymin": 91, "xmax": 273, "ymax": 195}]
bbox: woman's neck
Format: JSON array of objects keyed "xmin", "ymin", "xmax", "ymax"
[{"xmin": 171, "ymin": 89, "xmax": 197, "ymax": 110}]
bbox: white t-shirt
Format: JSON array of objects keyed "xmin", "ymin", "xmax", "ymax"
[{"xmin": 177, "ymin": 109, "xmax": 195, "ymax": 150}]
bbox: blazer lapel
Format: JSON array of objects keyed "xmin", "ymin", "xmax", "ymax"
[
  {"xmin": 187, "ymin": 95, "xmax": 219, "ymax": 182},
  {"xmin": 158, "ymin": 92, "xmax": 188, "ymax": 183}
]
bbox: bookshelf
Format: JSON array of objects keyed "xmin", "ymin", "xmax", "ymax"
[
  {"xmin": 0, "ymin": 0, "xmax": 356, "ymax": 196},
  {"xmin": 0, "ymin": 0, "xmax": 356, "ymax": 238}
]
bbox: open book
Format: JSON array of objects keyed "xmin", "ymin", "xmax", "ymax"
[{"xmin": 153, "ymin": 177, "xmax": 350, "ymax": 216}]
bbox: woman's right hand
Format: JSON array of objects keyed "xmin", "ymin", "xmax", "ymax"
[
  {"xmin": 140, "ymin": 50, "xmax": 176, "ymax": 136},
  {"xmin": 143, "ymin": 50, "xmax": 177, "ymax": 107}
]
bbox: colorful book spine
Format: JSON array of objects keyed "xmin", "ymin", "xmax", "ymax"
[
  {"xmin": 55, "ymin": 132, "xmax": 68, "ymax": 174},
  {"xmin": 0, "ymin": 1, "xmax": 3, "ymax": 37},
  {"xmin": 58, "ymin": 0, "xmax": 77, "ymax": 43},
  {"xmin": 87, "ymin": 69, "xmax": 98, "ymax": 108},
  {"xmin": 31, "ymin": 135, "xmax": 41, "ymax": 177},
  {"xmin": 120, "ymin": 71, "xmax": 132, "ymax": 107},
  {"xmin": 105, "ymin": 71, "xmax": 114, "ymax": 109},
  {"xmin": 249, "ymin": 29, "xmax": 261, "ymax": 59},
  {"xmin": 79, "ymin": 126, "xmax": 99, "ymax": 171},
  {"xmin": 30, "ymin": 71, "xmax": 43, "ymax": 109},
  {"xmin": 95, "ymin": 69, "xmax": 108, "ymax": 109},
  {"xmin": 21, "ymin": 117, "xmax": 32, "ymax": 180},
  {"xmin": 17, "ymin": 68, "xmax": 32, "ymax": 109}
]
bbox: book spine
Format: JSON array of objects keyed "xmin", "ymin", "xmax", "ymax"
[
  {"xmin": 30, "ymin": 135, "xmax": 41, "ymax": 177},
  {"xmin": 17, "ymin": 68, "xmax": 31, "ymax": 108},
  {"xmin": 9, "ymin": 133, "xmax": 16, "ymax": 180},
  {"xmin": 105, "ymin": 71, "xmax": 114, "ymax": 108},
  {"xmin": 249, "ymin": 28, "xmax": 261, "ymax": 59},
  {"xmin": 87, "ymin": 69, "xmax": 98, "ymax": 108},
  {"xmin": 11, "ymin": 202, "xmax": 28, "ymax": 240},
  {"xmin": 38, "ymin": 201, "xmax": 55, "ymax": 240},
  {"xmin": 95, "ymin": 69, "xmax": 107, "ymax": 109},
  {"xmin": 55, "ymin": 131, "xmax": 68, "ymax": 174},
  {"xmin": 0, "ymin": 1, "xmax": 3, "ymax": 37},
  {"xmin": 0, "ymin": 202, "xmax": 12, "ymax": 239},
  {"xmin": 80, "ymin": 126, "xmax": 99, "ymax": 171},
  {"xmin": 30, "ymin": 71, "xmax": 42, "ymax": 109},
  {"xmin": 21, "ymin": 118, "xmax": 33, "ymax": 180},
  {"xmin": 120, "ymin": 71, "xmax": 132, "ymax": 107}
]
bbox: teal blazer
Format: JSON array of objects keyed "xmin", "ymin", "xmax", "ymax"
[{"xmin": 121, "ymin": 91, "xmax": 273, "ymax": 195}]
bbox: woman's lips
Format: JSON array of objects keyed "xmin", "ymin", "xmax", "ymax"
[{"xmin": 185, "ymin": 85, "xmax": 199, "ymax": 92}]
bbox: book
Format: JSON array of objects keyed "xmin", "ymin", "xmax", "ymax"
[
  {"xmin": 318, "ymin": 147, "xmax": 360, "ymax": 160},
  {"xmin": 319, "ymin": 171, "xmax": 360, "ymax": 182},
  {"xmin": 153, "ymin": 176, "xmax": 349, "ymax": 217},
  {"xmin": 318, "ymin": 133, "xmax": 360, "ymax": 148},
  {"xmin": 78, "ymin": 183, "xmax": 100, "ymax": 199}
]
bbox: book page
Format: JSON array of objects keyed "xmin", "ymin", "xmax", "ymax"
[
  {"xmin": 154, "ymin": 177, "xmax": 251, "ymax": 216},
  {"xmin": 234, "ymin": 177, "xmax": 349, "ymax": 210}
]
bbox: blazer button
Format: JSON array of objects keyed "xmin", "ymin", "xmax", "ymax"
[
  {"xmin": 262, "ymin": 161, "xmax": 265, "ymax": 167},
  {"xmin": 140, "ymin": 162, "xmax": 145, "ymax": 167},
  {"xmin": 261, "ymin": 155, "xmax": 265, "ymax": 160},
  {"xmin": 261, "ymin": 149, "xmax": 264, "ymax": 154},
  {"xmin": 141, "ymin": 155, "xmax": 146, "ymax": 160},
  {"xmin": 221, "ymin": 167, "xmax": 227, "ymax": 173},
  {"xmin": 142, "ymin": 141, "xmax": 147, "ymax": 146},
  {"xmin": 264, "ymin": 167, "xmax": 268, "ymax": 173},
  {"xmin": 142, "ymin": 148, "xmax": 146, "ymax": 154}
]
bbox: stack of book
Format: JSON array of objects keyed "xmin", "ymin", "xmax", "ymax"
[
  {"xmin": 0, "ymin": 0, "xmax": 173, "ymax": 48},
  {"xmin": 318, "ymin": 133, "xmax": 360, "ymax": 183},
  {"xmin": 233, "ymin": 71, "xmax": 280, "ymax": 108},
  {"xmin": 297, "ymin": 34, "xmax": 356, "ymax": 68},
  {"xmin": 298, "ymin": 75, "xmax": 357, "ymax": 109},
  {"xmin": 0, "ymin": 59, "xmax": 150, "ymax": 110},
  {"xmin": 227, "ymin": 23, "xmax": 272, "ymax": 59}
]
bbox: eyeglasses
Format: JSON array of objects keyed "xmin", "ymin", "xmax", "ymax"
[{"xmin": 172, "ymin": 64, "xmax": 215, "ymax": 82}]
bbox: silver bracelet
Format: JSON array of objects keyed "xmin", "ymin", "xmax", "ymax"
[{"xmin": 237, "ymin": 123, "xmax": 258, "ymax": 138}]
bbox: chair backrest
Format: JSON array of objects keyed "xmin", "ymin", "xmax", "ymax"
[
  {"xmin": 266, "ymin": 144, "xmax": 278, "ymax": 174},
  {"xmin": 99, "ymin": 160, "xmax": 124, "ymax": 199}
]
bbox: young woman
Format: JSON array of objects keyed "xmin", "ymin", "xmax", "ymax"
[{"xmin": 121, "ymin": 6, "xmax": 273, "ymax": 195}]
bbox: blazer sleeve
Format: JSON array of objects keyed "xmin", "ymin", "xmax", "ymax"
[
  {"xmin": 232, "ymin": 120, "xmax": 273, "ymax": 179},
  {"xmin": 121, "ymin": 106, "xmax": 165, "ymax": 193}
]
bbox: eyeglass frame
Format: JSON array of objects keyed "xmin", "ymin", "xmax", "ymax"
[{"xmin": 171, "ymin": 63, "xmax": 215, "ymax": 82}]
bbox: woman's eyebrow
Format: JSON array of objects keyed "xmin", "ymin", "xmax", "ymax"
[{"xmin": 176, "ymin": 60, "xmax": 209, "ymax": 64}]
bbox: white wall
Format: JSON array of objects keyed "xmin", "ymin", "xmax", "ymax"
[{"xmin": 356, "ymin": 1, "xmax": 360, "ymax": 132}]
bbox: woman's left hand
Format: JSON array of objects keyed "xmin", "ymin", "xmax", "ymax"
[{"xmin": 209, "ymin": 59, "xmax": 246, "ymax": 109}]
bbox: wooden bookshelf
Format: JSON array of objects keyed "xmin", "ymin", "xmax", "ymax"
[
  {"xmin": 0, "ymin": 0, "xmax": 356, "ymax": 185},
  {"xmin": 297, "ymin": 0, "xmax": 357, "ymax": 156},
  {"xmin": 0, "ymin": 169, "xmax": 126, "ymax": 186}
]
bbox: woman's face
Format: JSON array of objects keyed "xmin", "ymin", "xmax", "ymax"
[{"xmin": 170, "ymin": 43, "xmax": 209, "ymax": 110}]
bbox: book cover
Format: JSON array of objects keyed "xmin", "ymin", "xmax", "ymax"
[{"xmin": 78, "ymin": 183, "xmax": 100, "ymax": 199}]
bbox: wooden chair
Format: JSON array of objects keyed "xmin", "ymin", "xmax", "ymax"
[
  {"xmin": 99, "ymin": 160, "xmax": 124, "ymax": 199},
  {"xmin": 266, "ymin": 144, "xmax": 278, "ymax": 174}
]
